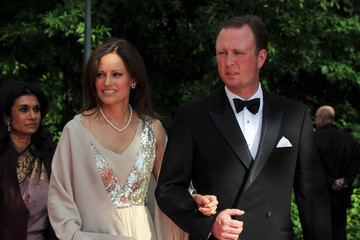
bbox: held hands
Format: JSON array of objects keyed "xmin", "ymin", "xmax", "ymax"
[
  {"xmin": 211, "ymin": 209, "xmax": 245, "ymax": 240},
  {"xmin": 192, "ymin": 194, "xmax": 218, "ymax": 216}
]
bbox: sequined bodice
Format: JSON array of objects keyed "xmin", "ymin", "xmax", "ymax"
[{"xmin": 91, "ymin": 117, "xmax": 155, "ymax": 208}]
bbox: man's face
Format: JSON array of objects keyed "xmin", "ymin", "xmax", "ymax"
[
  {"xmin": 216, "ymin": 26, "xmax": 267, "ymax": 96},
  {"xmin": 315, "ymin": 110, "xmax": 325, "ymax": 129}
]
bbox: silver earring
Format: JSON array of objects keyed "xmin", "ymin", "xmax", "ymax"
[
  {"xmin": 5, "ymin": 120, "xmax": 11, "ymax": 132},
  {"xmin": 131, "ymin": 83, "xmax": 136, "ymax": 89}
]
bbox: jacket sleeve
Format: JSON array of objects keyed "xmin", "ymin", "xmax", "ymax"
[{"xmin": 155, "ymin": 107, "xmax": 216, "ymax": 239}]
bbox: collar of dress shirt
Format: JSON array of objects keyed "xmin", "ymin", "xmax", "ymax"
[{"xmin": 225, "ymin": 84, "xmax": 263, "ymax": 115}]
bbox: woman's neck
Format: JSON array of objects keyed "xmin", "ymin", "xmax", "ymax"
[
  {"xmin": 10, "ymin": 132, "xmax": 31, "ymax": 152},
  {"xmin": 101, "ymin": 103, "xmax": 131, "ymax": 125}
]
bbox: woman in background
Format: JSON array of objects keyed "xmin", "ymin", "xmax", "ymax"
[
  {"xmin": 48, "ymin": 38, "xmax": 217, "ymax": 240},
  {"xmin": 0, "ymin": 81, "xmax": 56, "ymax": 240}
]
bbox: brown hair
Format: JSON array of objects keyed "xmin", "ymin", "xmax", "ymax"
[
  {"xmin": 81, "ymin": 38, "xmax": 156, "ymax": 120},
  {"xmin": 217, "ymin": 15, "xmax": 268, "ymax": 53}
]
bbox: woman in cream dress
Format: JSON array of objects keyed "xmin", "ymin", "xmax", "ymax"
[{"xmin": 48, "ymin": 38, "xmax": 217, "ymax": 240}]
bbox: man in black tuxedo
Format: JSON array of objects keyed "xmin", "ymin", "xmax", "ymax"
[
  {"xmin": 156, "ymin": 15, "xmax": 332, "ymax": 240},
  {"xmin": 314, "ymin": 105, "xmax": 360, "ymax": 240}
]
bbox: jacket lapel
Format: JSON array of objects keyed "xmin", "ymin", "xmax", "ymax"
[
  {"xmin": 243, "ymin": 96, "xmax": 283, "ymax": 191},
  {"xmin": 209, "ymin": 91, "xmax": 253, "ymax": 169}
]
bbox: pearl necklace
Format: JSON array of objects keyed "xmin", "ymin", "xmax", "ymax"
[{"xmin": 99, "ymin": 105, "xmax": 133, "ymax": 133}]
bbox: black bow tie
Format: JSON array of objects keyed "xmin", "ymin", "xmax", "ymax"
[{"xmin": 233, "ymin": 98, "xmax": 260, "ymax": 114}]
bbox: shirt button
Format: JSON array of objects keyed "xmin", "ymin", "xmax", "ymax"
[
  {"xmin": 247, "ymin": 120, "xmax": 250, "ymax": 124},
  {"xmin": 266, "ymin": 211, "xmax": 272, "ymax": 218}
]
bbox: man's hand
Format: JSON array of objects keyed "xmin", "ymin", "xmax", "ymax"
[
  {"xmin": 332, "ymin": 177, "xmax": 348, "ymax": 191},
  {"xmin": 211, "ymin": 208, "xmax": 245, "ymax": 240}
]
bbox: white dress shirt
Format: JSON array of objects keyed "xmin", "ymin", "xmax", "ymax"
[{"xmin": 225, "ymin": 84, "xmax": 263, "ymax": 159}]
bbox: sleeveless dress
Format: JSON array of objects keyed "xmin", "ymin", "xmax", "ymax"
[
  {"xmin": 88, "ymin": 116, "xmax": 157, "ymax": 239},
  {"xmin": 48, "ymin": 114, "xmax": 187, "ymax": 240}
]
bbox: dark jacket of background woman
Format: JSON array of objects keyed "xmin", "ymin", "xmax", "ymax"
[{"xmin": 0, "ymin": 144, "xmax": 57, "ymax": 240}]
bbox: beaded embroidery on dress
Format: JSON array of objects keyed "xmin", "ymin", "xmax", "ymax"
[{"xmin": 91, "ymin": 117, "xmax": 155, "ymax": 208}]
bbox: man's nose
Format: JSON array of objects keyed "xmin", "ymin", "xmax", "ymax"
[{"xmin": 225, "ymin": 53, "xmax": 235, "ymax": 65}]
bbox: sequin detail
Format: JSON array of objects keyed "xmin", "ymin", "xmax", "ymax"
[
  {"xmin": 17, "ymin": 148, "xmax": 48, "ymax": 183},
  {"xmin": 91, "ymin": 117, "xmax": 155, "ymax": 208}
]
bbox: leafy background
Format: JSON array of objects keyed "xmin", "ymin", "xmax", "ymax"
[{"xmin": 0, "ymin": 0, "xmax": 359, "ymax": 238}]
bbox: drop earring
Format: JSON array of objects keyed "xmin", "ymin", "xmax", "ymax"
[
  {"xmin": 5, "ymin": 120, "xmax": 11, "ymax": 132},
  {"xmin": 131, "ymin": 83, "xmax": 136, "ymax": 89}
]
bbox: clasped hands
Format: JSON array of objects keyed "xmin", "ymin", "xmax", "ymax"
[{"xmin": 332, "ymin": 177, "xmax": 348, "ymax": 191}]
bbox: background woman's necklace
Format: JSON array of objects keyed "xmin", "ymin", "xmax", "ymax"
[{"xmin": 100, "ymin": 105, "xmax": 133, "ymax": 133}]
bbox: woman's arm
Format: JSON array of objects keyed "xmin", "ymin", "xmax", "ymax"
[{"xmin": 48, "ymin": 125, "xmax": 133, "ymax": 240}]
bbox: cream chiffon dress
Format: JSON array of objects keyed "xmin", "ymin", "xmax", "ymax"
[{"xmin": 48, "ymin": 115, "xmax": 187, "ymax": 240}]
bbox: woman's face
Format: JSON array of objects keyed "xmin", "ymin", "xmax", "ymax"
[
  {"xmin": 95, "ymin": 52, "xmax": 135, "ymax": 107},
  {"xmin": 8, "ymin": 94, "xmax": 41, "ymax": 137}
]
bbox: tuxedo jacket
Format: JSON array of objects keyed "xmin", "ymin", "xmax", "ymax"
[
  {"xmin": 0, "ymin": 144, "xmax": 57, "ymax": 240},
  {"xmin": 314, "ymin": 123, "xmax": 360, "ymax": 207},
  {"xmin": 156, "ymin": 89, "xmax": 332, "ymax": 240}
]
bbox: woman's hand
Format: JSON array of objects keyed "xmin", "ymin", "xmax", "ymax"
[{"xmin": 192, "ymin": 194, "xmax": 218, "ymax": 216}]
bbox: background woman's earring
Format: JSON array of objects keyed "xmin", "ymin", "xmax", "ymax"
[
  {"xmin": 6, "ymin": 121, "xmax": 11, "ymax": 132},
  {"xmin": 131, "ymin": 83, "xmax": 136, "ymax": 89}
]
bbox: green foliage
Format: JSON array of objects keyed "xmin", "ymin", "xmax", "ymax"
[
  {"xmin": 291, "ymin": 189, "xmax": 360, "ymax": 240},
  {"xmin": 348, "ymin": 188, "xmax": 360, "ymax": 239},
  {"xmin": 1, "ymin": 0, "xmax": 359, "ymax": 135},
  {"xmin": 291, "ymin": 196, "xmax": 303, "ymax": 239},
  {"xmin": 0, "ymin": 0, "xmax": 111, "ymax": 139}
]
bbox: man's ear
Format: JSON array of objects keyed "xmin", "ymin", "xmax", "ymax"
[{"xmin": 257, "ymin": 49, "xmax": 268, "ymax": 69}]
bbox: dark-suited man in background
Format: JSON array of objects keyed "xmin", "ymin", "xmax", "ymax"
[
  {"xmin": 314, "ymin": 105, "xmax": 360, "ymax": 240},
  {"xmin": 156, "ymin": 15, "xmax": 332, "ymax": 240}
]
